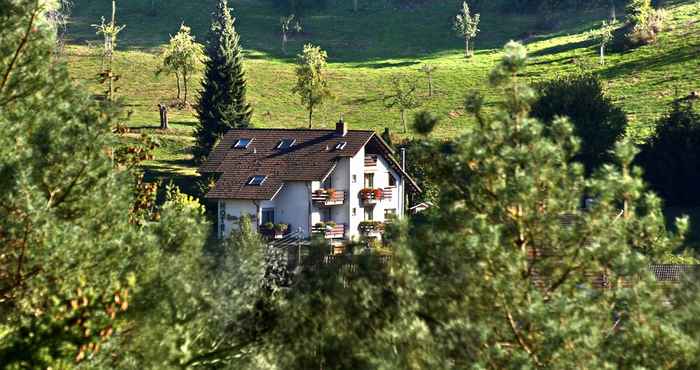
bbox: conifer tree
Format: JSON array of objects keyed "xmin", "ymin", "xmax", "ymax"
[
  {"xmin": 396, "ymin": 41, "xmax": 699, "ymax": 368},
  {"xmin": 0, "ymin": 3, "xmax": 210, "ymax": 366},
  {"xmin": 195, "ymin": 0, "xmax": 253, "ymax": 162}
]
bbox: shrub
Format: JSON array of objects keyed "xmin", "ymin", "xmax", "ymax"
[
  {"xmin": 636, "ymin": 101, "xmax": 700, "ymax": 206},
  {"xmin": 622, "ymin": 0, "xmax": 666, "ymax": 48},
  {"xmin": 531, "ymin": 73, "xmax": 627, "ymax": 174}
]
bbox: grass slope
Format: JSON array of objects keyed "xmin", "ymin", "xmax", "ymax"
[{"xmin": 63, "ymin": 0, "xmax": 700, "ymax": 246}]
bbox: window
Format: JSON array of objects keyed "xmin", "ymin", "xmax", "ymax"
[
  {"xmin": 364, "ymin": 173, "xmax": 374, "ymax": 188},
  {"xmin": 233, "ymin": 138, "xmax": 252, "ymax": 149},
  {"xmin": 385, "ymin": 208, "xmax": 397, "ymax": 219},
  {"xmin": 262, "ymin": 208, "xmax": 275, "ymax": 224},
  {"xmin": 334, "ymin": 141, "xmax": 347, "ymax": 150},
  {"xmin": 388, "ymin": 173, "xmax": 397, "ymax": 187},
  {"xmin": 364, "ymin": 207, "xmax": 374, "ymax": 221},
  {"xmin": 277, "ymin": 138, "xmax": 296, "ymax": 149},
  {"xmin": 248, "ymin": 175, "xmax": 267, "ymax": 186}
]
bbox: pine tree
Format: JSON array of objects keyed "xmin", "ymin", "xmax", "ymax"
[
  {"xmin": 396, "ymin": 41, "xmax": 699, "ymax": 368},
  {"xmin": 195, "ymin": 0, "xmax": 253, "ymax": 162},
  {"xmin": 0, "ymin": 2, "xmax": 210, "ymax": 366}
]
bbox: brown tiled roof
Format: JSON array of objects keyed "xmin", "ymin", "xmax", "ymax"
[{"xmin": 200, "ymin": 128, "xmax": 419, "ymax": 200}]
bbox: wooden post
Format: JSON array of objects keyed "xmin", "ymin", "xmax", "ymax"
[{"xmin": 158, "ymin": 103, "xmax": 169, "ymax": 130}]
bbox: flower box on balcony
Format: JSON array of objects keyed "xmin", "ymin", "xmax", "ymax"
[
  {"xmin": 312, "ymin": 188, "xmax": 345, "ymax": 206},
  {"xmin": 358, "ymin": 221, "xmax": 384, "ymax": 237},
  {"xmin": 359, "ymin": 188, "xmax": 383, "ymax": 206},
  {"xmin": 260, "ymin": 222, "xmax": 289, "ymax": 239},
  {"xmin": 311, "ymin": 222, "xmax": 345, "ymax": 239}
]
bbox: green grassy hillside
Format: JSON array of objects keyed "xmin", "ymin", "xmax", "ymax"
[{"xmin": 63, "ymin": 0, "xmax": 699, "ymax": 170}]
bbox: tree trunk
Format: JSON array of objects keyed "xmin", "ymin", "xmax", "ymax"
[
  {"xmin": 465, "ymin": 38, "xmax": 470, "ymax": 58},
  {"xmin": 600, "ymin": 45, "xmax": 605, "ymax": 65},
  {"xmin": 610, "ymin": 0, "xmax": 616, "ymax": 21},
  {"xmin": 183, "ymin": 69, "xmax": 188, "ymax": 105},
  {"xmin": 158, "ymin": 104, "xmax": 169, "ymax": 130},
  {"xmin": 308, "ymin": 105, "xmax": 313, "ymax": 128},
  {"xmin": 428, "ymin": 75, "xmax": 433, "ymax": 97},
  {"xmin": 175, "ymin": 71, "xmax": 181, "ymax": 100},
  {"xmin": 401, "ymin": 110, "xmax": 406, "ymax": 133},
  {"xmin": 353, "ymin": 0, "xmax": 358, "ymax": 12},
  {"xmin": 282, "ymin": 33, "xmax": 288, "ymax": 54}
]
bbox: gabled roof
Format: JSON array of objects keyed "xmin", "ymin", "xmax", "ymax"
[{"xmin": 200, "ymin": 128, "xmax": 420, "ymax": 200}]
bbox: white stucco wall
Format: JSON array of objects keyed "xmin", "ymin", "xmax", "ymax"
[
  {"xmin": 347, "ymin": 147, "xmax": 366, "ymax": 239},
  {"xmin": 273, "ymin": 182, "xmax": 312, "ymax": 237},
  {"xmin": 362, "ymin": 155, "xmax": 404, "ymax": 226},
  {"xmin": 219, "ymin": 199, "xmax": 257, "ymax": 239}
]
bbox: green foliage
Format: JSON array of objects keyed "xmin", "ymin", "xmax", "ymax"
[
  {"xmin": 158, "ymin": 23, "xmax": 204, "ymax": 105},
  {"xmin": 195, "ymin": 0, "xmax": 252, "ymax": 162},
  {"xmin": 531, "ymin": 73, "xmax": 627, "ymax": 174},
  {"xmin": 453, "ymin": 1, "xmax": 480, "ymax": 58},
  {"xmin": 397, "ymin": 41, "xmax": 696, "ymax": 367},
  {"xmin": 292, "ymin": 43, "xmax": 332, "ymax": 128},
  {"xmin": 636, "ymin": 101, "xmax": 700, "ymax": 207},
  {"xmin": 383, "ymin": 75, "xmax": 421, "ymax": 133},
  {"xmin": 623, "ymin": 0, "xmax": 665, "ymax": 48},
  {"xmin": 0, "ymin": 3, "xmax": 210, "ymax": 367}
]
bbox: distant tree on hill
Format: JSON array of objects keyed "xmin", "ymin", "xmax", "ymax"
[
  {"xmin": 195, "ymin": 0, "xmax": 253, "ymax": 162},
  {"xmin": 158, "ymin": 24, "xmax": 204, "ymax": 105},
  {"xmin": 589, "ymin": 20, "xmax": 616, "ymax": 64},
  {"xmin": 623, "ymin": 0, "xmax": 666, "ymax": 47},
  {"xmin": 92, "ymin": 0, "xmax": 125, "ymax": 101},
  {"xmin": 531, "ymin": 73, "xmax": 627, "ymax": 174},
  {"xmin": 292, "ymin": 44, "xmax": 332, "ymax": 128},
  {"xmin": 280, "ymin": 14, "xmax": 302, "ymax": 54},
  {"xmin": 453, "ymin": 1, "xmax": 480, "ymax": 58},
  {"xmin": 636, "ymin": 100, "xmax": 700, "ymax": 207},
  {"xmin": 383, "ymin": 75, "xmax": 421, "ymax": 133},
  {"xmin": 420, "ymin": 64, "xmax": 437, "ymax": 97}
]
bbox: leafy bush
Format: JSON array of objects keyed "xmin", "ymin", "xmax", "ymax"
[
  {"xmin": 636, "ymin": 101, "xmax": 700, "ymax": 206},
  {"xmin": 531, "ymin": 73, "xmax": 627, "ymax": 173},
  {"xmin": 618, "ymin": 0, "xmax": 666, "ymax": 48}
]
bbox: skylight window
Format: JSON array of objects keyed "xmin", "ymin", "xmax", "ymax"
[
  {"xmin": 248, "ymin": 175, "xmax": 267, "ymax": 186},
  {"xmin": 233, "ymin": 138, "xmax": 252, "ymax": 149},
  {"xmin": 334, "ymin": 142, "xmax": 347, "ymax": 150},
  {"xmin": 277, "ymin": 138, "xmax": 296, "ymax": 150}
]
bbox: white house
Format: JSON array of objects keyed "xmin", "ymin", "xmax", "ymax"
[{"xmin": 199, "ymin": 120, "xmax": 421, "ymax": 241}]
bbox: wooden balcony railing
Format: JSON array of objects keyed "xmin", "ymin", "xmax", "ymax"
[
  {"xmin": 364, "ymin": 155, "xmax": 378, "ymax": 167},
  {"xmin": 311, "ymin": 189, "xmax": 345, "ymax": 206},
  {"xmin": 311, "ymin": 223, "xmax": 346, "ymax": 239}
]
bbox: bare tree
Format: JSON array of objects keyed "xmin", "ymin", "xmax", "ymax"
[
  {"xmin": 453, "ymin": 1, "xmax": 480, "ymax": 58},
  {"xmin": 92, "ymin": 0, "xmax": 125, "ymax": 101},
  {"xmin": 280, "ymin": 14, "xmax": 302, "ymax": 55},
  {"xmin": 420, "ymin": 64, "xmax": 437, "ymax": 97}
]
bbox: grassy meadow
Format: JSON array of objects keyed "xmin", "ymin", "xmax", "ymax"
[{"xmin": 63, "ymin": 0, "xmax": 700, "ymax": 245}]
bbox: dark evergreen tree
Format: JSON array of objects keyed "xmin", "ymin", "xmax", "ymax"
[
  {"xmin": 531, "ymin": 73, "xmax": 627, "ymax": 174},
  {"xmin": 195, "ymin": 0, "xmax": 252, "ymax": 162},
  {"xmin": 636, "ymin": 100, "xmax": 700, "ymax": 207}
]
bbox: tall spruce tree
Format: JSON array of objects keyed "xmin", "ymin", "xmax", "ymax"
[{"xmin": 195, "ymin": 0, "xmax": 252, "ymax": 162}]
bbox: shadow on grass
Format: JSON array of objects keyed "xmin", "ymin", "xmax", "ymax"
[
  {"xmin": 529, "ymin": 38, "xmax": 594, "ymax": 57},
  {"xmin": 599, "ymin": 44, "xmax": 700, "ymax": 80},
  {"xmin": 143, "ymin": 166, "xmax": 201, "ymax": 196},
  {"xmin": 355, "ymin": 60, "xmax": 421, "ymax": 69}
]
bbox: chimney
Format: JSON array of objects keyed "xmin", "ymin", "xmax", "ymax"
[{"xmin": 336, "ymin": 115, "xmax": 347, "ymax": 137}]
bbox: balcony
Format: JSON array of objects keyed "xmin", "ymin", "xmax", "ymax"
[
  {"xmin": 364, "ymin": 155, "xmax": 378, "ymax": 167},
  {"xmin": 259, "ymin": 223, "xmax": 290, "ymax": 240},
  {"xmin": 311, "ymin": 222, "xmax": 346, "ymax": 239},
  {"xmin": 359, "ymin": 188, "xmax": 392, "ymax": 206},
  {"xmin": 312, "ymin": 189, "xmax": 345, "ymax": 207},
  {"xmin": 358, "ymin": 221, "xmax": 384, "ymax": 238}
]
